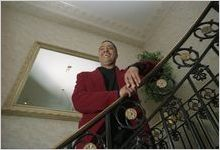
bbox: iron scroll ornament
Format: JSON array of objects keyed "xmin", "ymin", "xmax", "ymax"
[
  {"xmin": 193, "ymin": 19, "xmax": 219, "ymax": 41},
  {"xmin": 148, "ymin": 75, "xmax": 176, "ymax": 97},
  {"xmin": 114, "ymin": 99, "xmax": 146, "ymax": 129},
  {"xmin": 172, "ymin": 47, "xmax": 200, "ymax": 69},
  {"xmin": 200, "ymin": 87, "xmax": 219, "ymax": 108},
  {"xmin": 72, "ymin": 131, "xmax": 105, "ymax": 149},
  {"xmin": 190, "ymin": 64, "xmax": 209, "ymax": 81}
]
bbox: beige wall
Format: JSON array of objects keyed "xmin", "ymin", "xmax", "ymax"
[
  {"xmin": 143, "ymin": 1, "xmax": 209, "ymax": 55},
  {"xmin": 1, "ymin": 5, "xmax": 141, "ymax": 148}
]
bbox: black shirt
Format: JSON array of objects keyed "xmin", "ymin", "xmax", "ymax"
[{"xmin": 98, "ymin": 67, "xmax": 119, "ymax": 91}]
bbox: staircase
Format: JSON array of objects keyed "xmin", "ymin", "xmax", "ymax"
[{"xmin": 55, "ymin": 2, "xmax": 219, "ymax": 149}]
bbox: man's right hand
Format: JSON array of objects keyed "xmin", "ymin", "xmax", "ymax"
[{"xmin": 119, "ymin": 85, "xmax": 137, "ymax": 97}]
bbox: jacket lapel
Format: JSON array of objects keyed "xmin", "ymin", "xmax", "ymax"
[
  {"xmin": 92, "ymin": 68, "xmax": 106, "ymax": 90},
  {"xmin": 92, "ymin": 67, "xmax": 125, "ymax": 90}
]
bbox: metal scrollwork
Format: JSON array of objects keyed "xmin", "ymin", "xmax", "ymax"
[
  {"xmin": 187, "ymin": 98, "xmax": 202, "ymax": 111},
  {"xmin": 151, "ymin": 127, "xmax": 164, "ymax": 142},
  {"xmin": 172, "ymin": 47, "xmax": 199, "ymax": 69},
  {"xmin": 167, "ymin": 97, "xmax": 182, "ymax": 108},
  {"xmin": 114, "ymin": 99, "xmax": 145, "ymax": 129},
  {"xmin": 72, "ymin": 131, "xmax": 105, "ymax": 149},
  {"xmin": 125, "ymin": 108, "xmax": 138, "ymax": 120},
  {"xmin": 213, "ymin": 40, "xmax": 219, "ymax": 49},
  {"xmin": 171, "ymin": 130, "xmax": 180, "ymax": 142},
  {"xmin": 198, "ymin": 108, "xmax": 208, "ymax": 119},
  {"xmin": 212, "ymin": 96, "xmax": 219, "ymax": 108},
  {"xmin": 200, "ymin": 88, "xmax": 216, "ymax": 100},
  {"xmin": 194, "ymin": 19, "xmax": 219, "ymax": 41},
  {"xmin": 156, "ymin": 78, "xmax": 168, "ymax": 88},
  {"xmin": 187, "ymin": 98, "xmax": 208, "ymax": 119},
  {"xmin": 163, "ymin": 106, "xmax": 178, "ymax": 117},
  {"xmin": 84, "ymin": 143, "xmax": 97, "ymax": 149},
  {"xmin": 166, "ymin": 116, "xmax": 177, "ymax": 131},
  {"xmin": 200, "ymin": 88, "xmax": 219, "ymax": 107},
  {"xmin": 157, "ymin": 139, "xmax": 168, "ymax": 149},
  {"xmin": 191, "ymin": 64, "xmax": 208, "ymax": 81},
  {"xmin": 148, "ymin": 75, "xmax": 176, "ymax": 97}
]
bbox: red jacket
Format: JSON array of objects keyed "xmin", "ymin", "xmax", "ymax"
[{"xmin": 72, "ymin": 61, "xmax": 156, "ymax": 147}]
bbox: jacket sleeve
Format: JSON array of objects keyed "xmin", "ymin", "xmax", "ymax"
[
  {"xmin": 72, "ymin": 72, "xmax": 119, "ymax": 114},
  {"xmin": 128, "ymin": 60, "xmax": 158, "ymax": 76}
]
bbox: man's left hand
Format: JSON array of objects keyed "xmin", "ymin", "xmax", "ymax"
[{"xmin": 124, "ymin": 66, "xmax": 141, "ymax": 89}]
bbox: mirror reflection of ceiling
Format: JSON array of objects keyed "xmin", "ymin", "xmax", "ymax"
[
  {"xmin": 6, "ymin": 1, "xmax": 176, "ymax": 46},
  {"xmin": 17, "ymin": 48, "xmax": 100, "ymax": 111}
]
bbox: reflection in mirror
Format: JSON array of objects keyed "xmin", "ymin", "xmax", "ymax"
[
  {"xmin": 17, "ymin": 48, "xmax": 100, "ymax": 111},
  {"xmin": 2, "ymin": 42, "xmax": 100, "ymax": 120}
]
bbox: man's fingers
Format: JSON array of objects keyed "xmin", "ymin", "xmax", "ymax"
[
  {"xmin": 130, "ymin": 71, "xmax": 141, "ymax": 87},
  {"xmin": 125, "ymin": 67, "xmax": 141, "ymax": 88},
  {"xmin": 125, "ymin": 75, "xmax": 130, "ymax": 87},
  {"xmin": 126, "ymin": 86, "xmax": 137, "ymax": 97},
  {"xmin": 127, "ymin": 73, "xmax": 140, "ymax": 88}
]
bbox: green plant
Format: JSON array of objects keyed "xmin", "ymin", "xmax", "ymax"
[{"xmin": 138, "ymin": 51, "xmax": 174, "ymax": 102}]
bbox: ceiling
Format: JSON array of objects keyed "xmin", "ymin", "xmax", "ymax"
[{"xmin": 5, "ymin": 1, "xmax": 176, "ymax": 47}]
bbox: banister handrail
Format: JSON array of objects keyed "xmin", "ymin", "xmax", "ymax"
[{"xmin": 54, "ymin": 2, "xmax": 218, "ymax": 149}]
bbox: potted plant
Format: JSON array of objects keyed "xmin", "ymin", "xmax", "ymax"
[{"xmin": 137, "ymin": 51, "xmax": 175, "ymax": 102}]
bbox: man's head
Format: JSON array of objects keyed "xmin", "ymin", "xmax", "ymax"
[{"xmin": 98, "ymin": 40, "xmax": 118, "ymax": 69}]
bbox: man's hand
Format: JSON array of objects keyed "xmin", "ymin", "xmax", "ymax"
[
  {"xmin": 124, "ymin": 66, "xmax": 141, "ymax": 89},
  {"xmin": 119, "ymin": 85, "xmax": 136, "ymax": 97}
]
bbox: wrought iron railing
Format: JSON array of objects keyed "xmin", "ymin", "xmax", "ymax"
[{"xmin": 55, "ymin": 1, "xmax": 219, "ymax": 149}]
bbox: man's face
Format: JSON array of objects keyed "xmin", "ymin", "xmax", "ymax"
[{"xmin": 98, "ymin": 41, "xmax": 118, "ymax": 68}]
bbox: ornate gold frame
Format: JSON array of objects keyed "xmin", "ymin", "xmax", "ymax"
[{"xmin": 2, "ymin": 41, "xmax": 99, "ymax": 121}]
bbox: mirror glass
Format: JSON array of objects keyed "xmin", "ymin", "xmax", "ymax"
[
  {"xmin": 17, "ymin": 48, "xmax": 100, "ymax": 111},
  {"xmin": 3, "ymin": 42, "xmax": 100, "ymax": 120}
]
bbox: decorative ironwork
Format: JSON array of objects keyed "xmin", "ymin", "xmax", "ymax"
[
  {"xmin": 83, "ymin": 143, "xmax": 97, "ymax": 149},
  {"xmin": 151, "ymin": 127, "xmax": 164, "ymax": 142},
  {"xmin": 214, "ymin": 41, "xmax": 219, "ymax": 48},
  {"xmin": 212, "ymin": 94, "xmax": 219, "ymax": 108},
  {"xmin": 194, "ymin": 19, "xmax": 219, "ymax": 41},
  {"xmin": 180, "ymin": 51, "xmax": 191, "ymax": 61},
  {"xmin": 114, "ymin": 99, "xmax": 145, "ymax": 129},
  {"xmin": 200, "ymin": 88, "xmax": 219, "ymax": 107},
  {"xmin": 72, "ymin": 132, "xmax": 105, "ymax": 149},
  {"xmin": 171, "ymin": 130, "xmax": 180, "ymax": 142},
  {"xmin": 148, "ymin": 75, "xmax": 176, "ymax": 97},
  {"xmin": 191, "ymin": 64, "xmax": 208, "ymax": 81},
  {"xmin": 156, "ymin": 78, "xmax": 168, "ymax": 88},
  {"xmin": 198, "ymin": 108, "xmax": 208, "ymax": 119},
  {"xmin": 157, "ymin": 139, "xmax": 169, "ymax": 149},
  {"xmin": 125, "ymin": 108, "xmax": 138, "ymax": 120},
  {"xmin": 172, "ymin": 47, "xmax": 200, "ymax": 69},
  {"xmin": 200, "ymin": 88, "xmax": 216, "ymax": 100},
  {"xmin": 166, "ymin": 116, "xmax": 178, "ymax": 131},
  {"xmin": 188, "ymin": 98, "xmax": 202, "ymax": 111}
]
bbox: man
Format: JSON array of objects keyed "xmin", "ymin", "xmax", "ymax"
[{"xmin": 72, "ymin": 40, "xmax": 157, "ymax": 148}]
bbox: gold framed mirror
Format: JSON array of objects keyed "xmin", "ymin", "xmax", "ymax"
[{"xmin": 2, "ymin": 41, "xmax": 100, "ymax": 121}]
